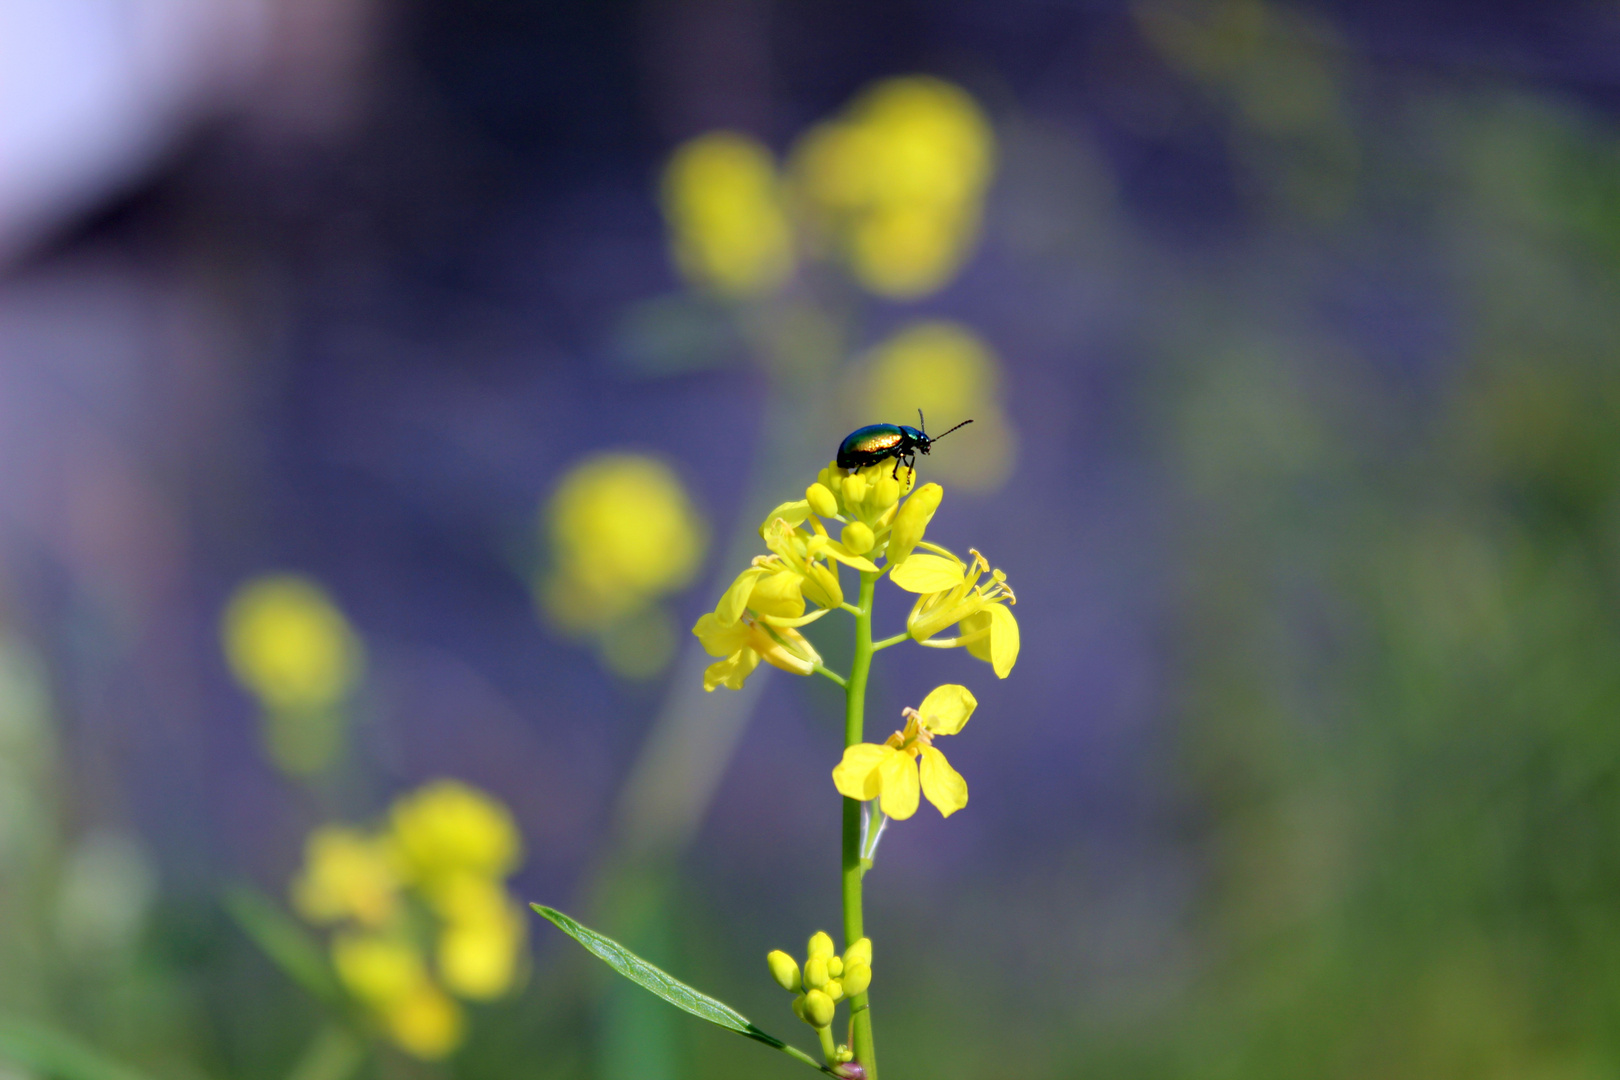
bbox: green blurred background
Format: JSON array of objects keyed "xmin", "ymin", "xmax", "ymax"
[{"xmin": 2, "ymin": 1, "xmax": 1620, "ymax": 1078}]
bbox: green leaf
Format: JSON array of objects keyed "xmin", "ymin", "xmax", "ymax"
[
  {"xmin": 0, "ymin": 1014, "xmax": 156, "ymax": 1080},
  {"xmin": 224, "ymin": 885, "xmax": 344, "ymax": 1008},
  {"xmin": 531, "ymin": 904, "xmax": 833, "ymax": 1074}
]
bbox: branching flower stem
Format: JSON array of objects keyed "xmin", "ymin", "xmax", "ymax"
[{"xmin": 841, "ymin": 570, "xmax": 880, "ymax": 1078}]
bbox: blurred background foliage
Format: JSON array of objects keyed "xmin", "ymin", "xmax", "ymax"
[{"xmin": 3, "ymin": 1, "xmax": 1620, "ymax": 1080}]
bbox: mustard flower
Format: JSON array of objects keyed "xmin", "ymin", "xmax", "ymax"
[
  {"xmin": 389, "ymin": 779, "xmax": 522, "ymax": 887},
  {"xmin": 661, "ymin": 132, "xmax": 795, "ymax": 299},
  {"xmin": 221, "ymin": 575, "xmax": 363, "ymax": 713},
  {"xmin": 832, "ymin": 685, "xmax": 976, "ymax": 819},
  {"xmin": 890, "ymin": 546, "xmax": 1019, "ymax": 677},
  {"xmin": 288, "ymin": 779, "xmax": 528, "ymax": 1060},
  {"xmin": 290, "ymin": 825, "xmax": 399, "ymax": 927},
  {"xmin": 790, "ymin": 76, "xmax": 996, "ymax": 298}
]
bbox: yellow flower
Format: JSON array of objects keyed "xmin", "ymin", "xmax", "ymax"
[
  {"xmin": 891, "ymin": 546, "xmax": 1019, "ymax": 677},
  {"xmin": 382, "ymin": 981, "xmax": 464, "ymax": 1060},
  {"xmin": 832, "ymin": 685, "xmax": 975, "ymax": 819},
  {"xmin": 332, "ymin": 931, "xmax": 426, "ymax": 1006},
  {"xmin": 693, "ymin": 610, "xmax": 823, "ymax": 691},
  {"xmin": 661, "ymin": 132, "xmax": 794, "ymax": 298},
  {"xmin": 437, "ymin": 893, "xmax": 527, "ymax": 1000},
  {"xmin": 540, "ymin": 453, "xmax": 708, "ymax": 636},
  {"xmin": 389, "ymin": 780, "xmax": 523, "ymax": 886},
  {"xmin": 790, "ymin": 77, "xmax": 995, "ymax": 298},
  {"xmin": 290, "ymin": 825, "xmax": 399, "ymax": 927},
  {"xmin": 852, "ymin": 321, "xmax": 1018, "ymax": 492},
  {"xmin": 221, "ymin": 575, "xmax": 363, "ymax": 741}
]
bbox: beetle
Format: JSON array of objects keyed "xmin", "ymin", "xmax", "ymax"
[{"xmin": 836, "ymin": 411, "xmax": 974, "ymax": 478}]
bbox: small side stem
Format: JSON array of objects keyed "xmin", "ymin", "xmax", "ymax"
[
  {"xmin": 813, "ymin": 664, "xmax": 848, "ymax": 688},
  {"xmin": 841, "ymin": 571, "xmax": 879, "ymax": 1079},
  {"xmin": 870, "ymin": 632, "xmax": 910, "ymax": 652}
]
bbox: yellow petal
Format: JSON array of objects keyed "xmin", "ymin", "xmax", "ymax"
[
  {"xmin": 889, "ymin": 553, "xmax": 966, "ymax": 593},
  {"xmin": 832, "ymin": 744, "xmax": 889, "ymax": 801},
  {"xmin": 877, "ymin": 749, "xmax": 920, "ymax": 820},
  {"xmin": 760, "ymin": 500, "xmax": 812, "ymax": 534},
  {"xmin": 716, "ymin": 566, "xmax": 768, "ymax": 625},
  {"xmin": 989, "ymin": 602, "xmax": 1019, "ymax": 678},
  {"xmin": 758, "ymin": 607, "xmax": 833, "ymax": 629},
  {"xmin": 703, "ymin": 649, "xmax": 758, "ymax": 691},
  {"xmin": 806, "ymin": 535, "xmax": 881, "ymax": 573},
  {"xmin": 748, "ymin": 623, "xmax": 819, "ymax": 675},
  {"xmin": 802, "ymin": 561, "xmax": 843, "ymax": 609},
  {"xmin": 918, "ymin": 746, "xmax": 968, "ymax": 817},
  {"xmin": 886, "ymin": 483, "xmax": 942, "ymax": 565},
  {"xmin": 748, "ymin": 569, "xmax": 806, "ymax": 621},
  {"xmin": 916, "ymin": 683, "xmax": 976, "ymax": 735},
  {"xmin": 692, "ymin": 612, "xmax": 750, "ymax": 657}
]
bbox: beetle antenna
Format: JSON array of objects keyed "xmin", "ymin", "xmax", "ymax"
[
  {"xmin": 931, "ymin": 418, "xmax": 974, "ymax": 442},
  {"xmin": 917, "ymin": 408, "xmax": 926, "ymax": 434}
]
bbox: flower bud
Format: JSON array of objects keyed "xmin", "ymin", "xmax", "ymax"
[
  {"xmin": 873, "ymin": 472, "xmax": 901, "ymax": 511},
  {"xmin": 827, "ymin": 956, "xmax": 844, "ymax": 978},
  {"xmin": 835, "ymin": 1045, "xmax": 854, "ymax": 1064},
  {"xmin": 840, "ymin": 962, "xmax": 871, "ymax": 997},
  {"xmin": 843, "ymin": 937, "xmax": 872, "ymax": 968},
  {"xmin": 834, "ymin": 1063, "xmax": 866, "ymax": 1080},
  {"xmin": 807, "ymin": 930, "xmax": 835, "ymax": 959},
  {"xmin": 826, "ymin": 978, "xmax": 844, "ymax": 1001},
  {"xmin": 887, "ymin": 483, "xmax": 942, "ymax": 564},
  {"xmin": 766, "ymin": 950, "xmax": 801, "ymax": 992},
  {"xmin": 803, "ymin": 956, "xmax": 829, "ymax": 990},
  {"xmin": 802, "ymin": 988, "xmax": 836, "ymax": 1028},
  {"xmin": 806, "ymin": 483, "xmax": 839, "ymax": 519},
  {"xmin": 791, "ymin": 994, "xmax": 808, "ymax": 1021},
  {"xmin": 841, "ymin": 521, "xmax": 875, "ymax": 555},
  {"xmin": 842, "ymin": 473, "xmax": 869, "ymax": 506}
]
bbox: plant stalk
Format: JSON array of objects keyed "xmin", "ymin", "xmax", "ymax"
[{"xmin": 841, "ymin": 570, "xmax": 879, "ymax": 1078}]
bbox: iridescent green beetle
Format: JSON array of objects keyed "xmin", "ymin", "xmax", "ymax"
[{"xmin": 836, "ymin": 411, "xmax": 973, "ymax": 479}]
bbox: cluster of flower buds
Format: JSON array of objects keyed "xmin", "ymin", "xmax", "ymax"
[{"xmin": 766, "ymin": 931, "xmax": 873, "ymax": 1066}]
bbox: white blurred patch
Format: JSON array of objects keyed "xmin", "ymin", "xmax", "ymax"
[{"xmin": 54, "ymin": 830, "xmax": 158, "ymax": 962}]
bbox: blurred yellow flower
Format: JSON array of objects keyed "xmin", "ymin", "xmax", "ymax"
[
  {"xmin": 390, "ymin": 779, "xmax": 522, "ymax": 886},
  {"xmin": 832, "ymin": 685, "xmax": 976, "ymax": 819},
  {"xmin": 289, "ymin": 778, "xmax": 528, "ymax": 1060},
  {"xmin": 290, "ymin": 825, "xmax": 398, "ymax": 927},
  {"xmin": 662, "ymin": 131, "xmax": 795, "ymax": 298},
  {"xmin": 221, "ymin": 574, "xmax": 363, "ymax": 775},
  {"xmin": 222, "ymin": 575, "xmax": 363, "ymax": 713},
  {"xmin": 382, "ymin": 982, "xmax": 464, "ymax": 1061},
  {"xmin": 434, "ymin": 878, "xmax": 527, "ymax": 1000},
  {"xmin": 792, "ymin": 76, "xmax": 996, "ymax": 298},
  {"xmin": 853, "ymin": 321, "xmax": 1018, "ymax": 492},
  {"xmin": 540, "ymin": 453, "xmax": 708, "ymax": 679},
  {"xmin": 892, "ymin": 546, "xmax": 1019, "ymax": 677},
  {"xmin": 332, "ymin": 930, "xmax": 426, "ymax": 1006}
]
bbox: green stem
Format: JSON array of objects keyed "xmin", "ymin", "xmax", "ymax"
[
  {"xmin": 812, "ymin": 664, "xmax": 848, "ymax": 688},
  {"xmin": 817, "ymin": 1025, "xmax": 838, "ymax": 1063},
  {"xmin": 841, "ymin": 570, "xmax": 879, "ymax": 1079},
  {"xmin": 870, "ymin": 632, "xmax": 910, "ymax": 652}
]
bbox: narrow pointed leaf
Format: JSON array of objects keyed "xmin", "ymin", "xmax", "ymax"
[{"xmin": 533, "ymin": 904, "xmax": 820, "ymax": 1065}]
